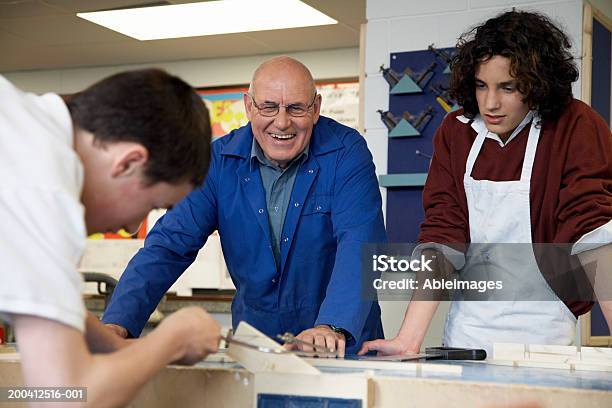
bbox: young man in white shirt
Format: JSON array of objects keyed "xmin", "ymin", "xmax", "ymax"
[{"xmin": 0, "ymin": 68, "xmax": 221, "ymax": 407}]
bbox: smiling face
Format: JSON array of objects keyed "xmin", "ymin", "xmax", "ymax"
[
  {"xmin": 475, "ymin": 55, "xmax": 531, "ymax": 142},
  {"xmin": 244, "ymin": 57, "xmax": 321, "ymax": 168}
]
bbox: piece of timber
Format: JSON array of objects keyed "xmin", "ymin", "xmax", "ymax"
[
  {"xmin": 302, "ymin": 356, "xmax": 462, "ymax": 375},
  {"xmin": 581, "ymin": 346, "xmax": 612, "ymax": 362},
  {"xmin": 489, "ymin": 359, "xmax": 612, "ymax": 372},
  {"xmin": 203, "ymin": 351, "xmax": 462, "ymax": 374},
  {"xmin": 493, "ymin": 342, "xmax": 527, "ymax": 361},
  {"xmin": 226, "ymin": 321, "xmax": 319, "ymax": 374},
  {"xmin": 526, "ymin": 344, "xmax": 579, "ymax": 363},
  {"xmin": 492, "ymin": 343, "xmax": 612, "ymax": 371}
]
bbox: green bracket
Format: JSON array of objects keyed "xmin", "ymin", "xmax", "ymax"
[
  {"xmin": 378, "ymin": 173, "xmax": 428, "ymax": 187},
  {"xmin": 390, "ymin": 75, "xmax": 422, "ymax": 94},
  {"xmin": 389, "ymin": 119, "xmax": 420, "ymax": 137}
]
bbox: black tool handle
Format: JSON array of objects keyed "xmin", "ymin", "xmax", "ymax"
[{"xmin": 425, "ymin": 347, "xmax": 487, "ymax": 360}]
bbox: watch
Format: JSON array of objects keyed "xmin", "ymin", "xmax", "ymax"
[{"xmin": 328, "ymin": 325, "xmax": 353, "ymax": 341}]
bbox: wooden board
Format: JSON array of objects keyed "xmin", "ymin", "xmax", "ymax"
[
  {"xmin": 302, "ymin": 357, "xmax": 462, "ymax": 375},
  {"xmin": 1, "ymin": 358, "xmax": 610, "ymax": 408},
  {"xmin": 581, "ymin": 346, "xmax": 612, "ymax": 362},
  {"xmin": 492, "ymin": 342, "xmax": 612, "ymax": 372},
  {"xmin": 226, "ymin": 321, "xmax": 320, "ymax": 374}
]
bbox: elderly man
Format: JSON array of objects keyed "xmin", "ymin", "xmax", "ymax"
[{"xmin": 103, "ymin": 56, "xmax": 386, "ymax": 356}]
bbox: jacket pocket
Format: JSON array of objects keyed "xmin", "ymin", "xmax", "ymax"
[{"xmin": 301, "ymin": 195, "xmax": 332, "ymax": 215}]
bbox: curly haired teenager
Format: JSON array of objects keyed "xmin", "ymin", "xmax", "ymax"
[{"xmin": 360, "ymin": 10, "xmax": 612, "ymax": 356}]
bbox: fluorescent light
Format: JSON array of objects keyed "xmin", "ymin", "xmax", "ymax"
[{"xmin": 77, "ymin": 0, "xmax": 338, "ymax": 41}]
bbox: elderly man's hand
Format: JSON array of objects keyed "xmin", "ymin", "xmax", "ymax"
[{"xmin": 286, "ymin": 325, "xmax": 346, "ymax": 358}]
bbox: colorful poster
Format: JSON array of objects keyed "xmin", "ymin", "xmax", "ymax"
[
  {"xmin": 317, "ymin": 81, "xmax": 359, "ymax": 129},
  {"xmin": 198, "ymin": 87, "xmax": 249, "ymax": 139}
]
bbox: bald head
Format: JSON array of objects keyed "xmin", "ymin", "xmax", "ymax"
[
  {"xmin": 249, "ymin": 56, "xmax": 316, "ymax": 98},
  {"xmin": 244, "ymin": 56, "xmax": 321, "ymax": 169}
]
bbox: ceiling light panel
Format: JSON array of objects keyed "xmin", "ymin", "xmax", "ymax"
[{"xmin": 77, "ymin": 0, "xmax": 338, "ymax": 41}]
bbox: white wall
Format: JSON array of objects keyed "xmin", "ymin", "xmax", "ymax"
[
  {"xmin": 2, "ymin": 47, "xmax": 359, "ymax": 94},
  {"xmin": 364, "ymin": 0, "xmax": 585, "ymax": 347}
]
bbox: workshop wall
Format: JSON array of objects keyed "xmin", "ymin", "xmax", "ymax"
[
  {"xmin": 1, "ymin": 47, "xmax": 359, "ymax": 94},
  {"xmin": 363, "ymin": 0, "xmax": 585, "ymax": 346}
]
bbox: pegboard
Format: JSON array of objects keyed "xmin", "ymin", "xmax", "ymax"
[{"xmin": 383, "ymin": 47, "xmax": 456, "ymax": 242}]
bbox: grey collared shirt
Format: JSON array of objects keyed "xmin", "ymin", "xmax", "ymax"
[{"xmin": 251, "ymin": 139, "xmax": 308, "ymax": 270}]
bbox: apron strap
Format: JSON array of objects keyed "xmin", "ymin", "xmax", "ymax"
[
  {"xmin": 464, "ymin": 118, "xmax": 488, "ymax": 178},
  {"xmin": 463, "ymin": 113, "xmax": 541, "ymax": 182},
  {"xmin": 519, "ymin": 113, "xmax": 542, "ymax": 182}
]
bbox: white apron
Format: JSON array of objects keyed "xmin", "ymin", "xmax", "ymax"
[{"xmin": 443, "ymin": 114, "xmax": 576, "ymax": 356}]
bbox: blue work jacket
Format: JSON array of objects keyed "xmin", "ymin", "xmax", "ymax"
[{"xmin": 103, "ymin": 116, "xmax": 386, "ymax": 354}]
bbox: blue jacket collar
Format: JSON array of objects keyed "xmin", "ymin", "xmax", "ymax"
[{"xmin": 220, "ymin": 116, "xmax": 344, "ymax": 159}]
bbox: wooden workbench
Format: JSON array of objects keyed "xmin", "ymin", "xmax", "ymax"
[{"xmin": 1, "ymin": 352, "xmax": 610, "ymax": 407}]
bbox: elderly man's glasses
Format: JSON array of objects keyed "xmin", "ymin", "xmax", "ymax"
[{"xmin": 248, "ymin": 93, "xmax": 317, "ymax": 117}]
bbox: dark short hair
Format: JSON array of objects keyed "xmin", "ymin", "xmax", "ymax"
[
  {"xmin": 67, "ymin": 68, "xmax": 211, "ymax": 186},
  {"xmin": 450, "ymin": 10, "xmax": 579, "ymax": 121}
]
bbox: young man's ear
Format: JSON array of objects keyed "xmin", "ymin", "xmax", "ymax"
[{"xmin": 111, "ymin": 144, "xmax": 148, "ymax": 178}]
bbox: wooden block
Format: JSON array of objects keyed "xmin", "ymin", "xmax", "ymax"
[
  {"xmin": 227, "ymin": 321, "xmax": 320, "ymax": 375},
  {"xmin": 488, "ymin": 359, "xmax": 572, "ymax": 370},
  {"xmin": 415, "ymin": 362, "xmax": 463, "ymax": 375},
  {"xmin": 527, "ymin": 344, "xmax": 577, "ymax": 356},
  {"xmin": 573, "ymin": 361, "xmax": 612, "ymax": 372},
  {"xmin": 522, "ymin": 345, "xmax": 577, "ymax": 363},
  {"xmin": 493, "ymin": 343, "xmax": 526, "ymax": 361},
  {"xmin": 580, "ymin": 346, "xmax": 612, "ymax": 362},
  {"xmin": 517, "ymin": 360, "xmax": 572, "ymax": 370},
  {"xmin": 488, "ymin": 358, "xmax": 612, "ymax": 372},
  {"xmin": 304, "ymin": 357, "xmax": 417, "ymax": 372},
  {"xmin": 527, "ymin": 353, "xmax": 575, "ymax": 363}
]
